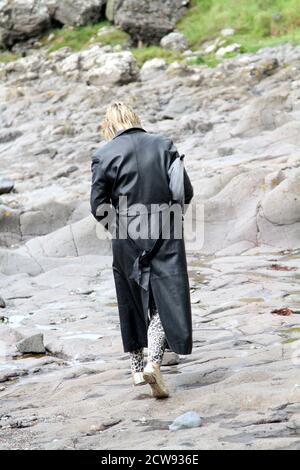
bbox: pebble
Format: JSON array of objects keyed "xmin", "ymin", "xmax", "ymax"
[{"xmin": 169, "ymin": 411, "xmax": 202, "ymax": 431}]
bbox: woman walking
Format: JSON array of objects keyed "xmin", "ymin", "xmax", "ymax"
[{"xmin": 90, "ymin": 102, "xmax": 194, "ymax": 399}]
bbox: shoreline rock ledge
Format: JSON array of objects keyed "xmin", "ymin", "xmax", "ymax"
[{"xmin": 0, "ymin": 0, "xmax": 107, "ymax": 48}]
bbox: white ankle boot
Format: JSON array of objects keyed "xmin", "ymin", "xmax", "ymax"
[
  {"xmin": 132, "ymin": 371, "xmax": 146, "ymax": 386},
  {"xmin": 143, "ymin": 362, "xmax": 169, "ymax": 398}
]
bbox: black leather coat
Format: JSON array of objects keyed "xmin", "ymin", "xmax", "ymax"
[{"xmin": 90, "ymin": 127, "xmax": 194, "ymax": 354}]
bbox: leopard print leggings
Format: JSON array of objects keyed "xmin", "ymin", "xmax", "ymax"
[{"xmin": 130, "ymin": 289, "xmax": 168, "ymax": 372}]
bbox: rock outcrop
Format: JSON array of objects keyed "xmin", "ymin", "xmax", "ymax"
[
  {"xmin": 49, "ymin": 0, "xmax": 107, "ymax": 27},
  {"xmin": 0, "ymin": 0, "xmax": 51, "ymax": 48},
  {"xmin": 111, "ymin": 0, "xmax": 190, "ymax": 45},
  {"xmin": 0, "ymin": 0, "xmax": 189, "ymax": 48},
  {"xmin": 0, "ymin": 0, "xmax": 107, "ymax": 48}
]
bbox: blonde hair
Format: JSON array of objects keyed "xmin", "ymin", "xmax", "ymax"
[{"xmin": 100, "ymin": 102, "xmax": 142, "ymax": 141}]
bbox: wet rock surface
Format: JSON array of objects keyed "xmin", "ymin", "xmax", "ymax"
[
  {"xmin": 0, "ymin": 250, "xmax": 300, "ymax": 449},
  {"xmin": 1, "ymin": 43, "xmax": 300, "ymax": 254},
  {"xmin": 1, "ymin": 42, "xmax": 300, "ymax": 449}
]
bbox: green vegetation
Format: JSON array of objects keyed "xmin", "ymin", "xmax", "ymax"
[
  {"xmin": 132, "ymin": 46, "xmax": 183, "ymax": 67},
  {"xmin": 0, "ymin": 51, "xmax": 20, "ymax": 63},
  {"xmin": 1, "ymin": 1, "xmax": 300, "ymax": 65},
  {"xmin": 42, "ymin": 21, "xmax": 129, "ymax": 52},
  {"xmin": 178, "ymin": 0, "xmax": 300, "ymax": 53}
]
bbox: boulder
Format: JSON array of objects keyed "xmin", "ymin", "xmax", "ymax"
[
  {"xmin": 0, "ymin": 296, "xmax": 5, "ymax": 308},
  {"xmin": 111, "ymin": 0, "xmax": 190, "ymax": 45},
  {"xmin": 261, "ymin": 173, "xmax": 300, "ymax": 226},
  {"xmin": 85, "ymin": 50, "xmax": 139, "ymax": 85},
  {"xmin": 160, "ymin": 32, "xmax": 188, "ymax": 51},
  {"xmin": 16, "ymin": 333, "xmax": 46, "ymax": 354},
  {"xmin": 50, "ymin": 0, "xmax": 107, "ymax": 27},
  {"xmin": 0, "ymin": 0, "xmax": 51, "ymax": 48},
  {"xmin": 140, "ymin": 57, "xmax": 166, "ymax": 80}
]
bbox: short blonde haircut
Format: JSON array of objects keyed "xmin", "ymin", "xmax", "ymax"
[{"xmin": 100, "ymin": 102, "xmax": 142, "ymax": 141}]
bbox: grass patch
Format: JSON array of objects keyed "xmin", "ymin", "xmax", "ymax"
[
  {"xmin": 40, "ymin": 21, "xmax": 129, "ymax": 53},
  {"xmin": 178, "ymin": 0, "xmax": 300, "ymax": 52},
  {"xmin": 186, "ymin": 55, "xmax": 220, "ymax": 67},
  {"xmin": 132, "ymin": 46, "xmax": 184, "ymax": 67},
  {"xmin": 0, "ymin": 51, "xmax": 21, "ymax": 63}
]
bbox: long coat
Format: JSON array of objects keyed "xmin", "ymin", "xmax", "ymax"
[{"xmin": 90, "ymin": 127, "xmax": 194, "ymax": 355}]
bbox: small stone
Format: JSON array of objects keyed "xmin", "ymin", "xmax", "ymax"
[
  {"xmin": 221, "ymin": 28, "xmax": 235, "ymax": 37},
  {"xmin": 0, "ymin": 296, "xmax": 6, "ymax": 308},
  {"xmin": 169, "ymin": 411, "xmax": 202, "ymax": 431},
  {"xmin": 89, "ymin": 424, "xmax": 105, "ymax": 433},
  {"xmin": 160, "ymin": 32, "xmax": 188, "ymax": 52},
  {"xmin": 162, "ymin": 351, "xmax": 180, "ymax": 366},
  {"xmin": 216, "ymin": 43, "xmax": 241, "ymax": 58},
  {"xmin": 79, "ymin": 315, "xmax": 88, "ymax": 320},
  {"xmin": 0, "ymin": 177, "xmax": 14, "ymax": 195},
  {"xmin": 16, "ymin": 334, "xmax": 46, "ymax": 355},
  {"xmin": 204, "ymin": 44, "xmax": 217, "ymax": 55},
  {"xmin": 0, "ymin": 386, "xmax": 5, "ymax": 392}
]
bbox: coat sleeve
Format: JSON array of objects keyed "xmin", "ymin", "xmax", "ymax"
[
  {"xmin": 90, "ymin": 155, "xmax": 112, "ymax": 231},
  {"xmin": 166, "ymin": 139, "xmax": 194, "ymax": 206}
]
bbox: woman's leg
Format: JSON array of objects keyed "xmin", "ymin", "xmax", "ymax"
[
  {"xmin": 147, "ymin": 310, "xmax": 168, "ymax": 365},
  {"xmin": 129, "ymin": 348, "xmax": 144, "ymax": 373},
  {"xmin": 143, "ymin": 288, "xmax": 169, "ymax": 397}
]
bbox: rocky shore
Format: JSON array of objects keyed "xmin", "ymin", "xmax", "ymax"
[{"xmin": 1, "ymin": 26, "xmax": 300, "ymax": 449}]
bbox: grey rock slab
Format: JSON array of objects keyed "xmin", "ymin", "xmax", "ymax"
[{"xmin": 16, "ymin": 333, "xmax": 46, "ymax": 354}]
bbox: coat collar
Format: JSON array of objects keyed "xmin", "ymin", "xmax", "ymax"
[{"xmin": 113, "ymin": 127, "xmax": 147, "ymax": 139}]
